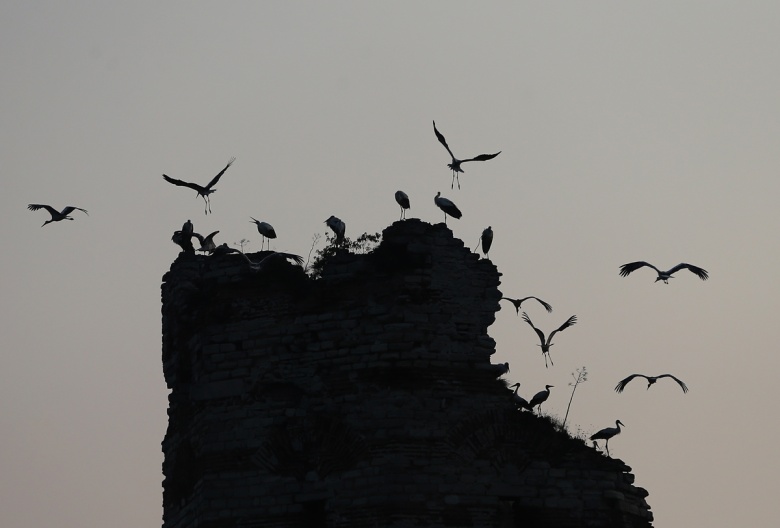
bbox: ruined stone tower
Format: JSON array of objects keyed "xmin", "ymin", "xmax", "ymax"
[{"xmin": 160, "ymin": 219, "xmax": 653, "ymax": 527}]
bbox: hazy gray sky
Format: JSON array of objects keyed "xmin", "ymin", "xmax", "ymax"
[{"xmin": 2, "ymin": 2, "xmax": 778, "ymax": 526}]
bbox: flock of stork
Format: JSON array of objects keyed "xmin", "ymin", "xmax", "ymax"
[{"xmin": 27, "ymin": 120, "xmax": 709, "ymax": 457}]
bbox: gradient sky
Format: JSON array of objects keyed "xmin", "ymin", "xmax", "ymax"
[{"xmin": 2, "ymin": 2, "xmax": 778, "ymax": 526}]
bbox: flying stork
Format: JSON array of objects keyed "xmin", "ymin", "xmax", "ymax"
[
  {"xmin": 325, "ymin": 215, "xmax": 346, "ymax": 244},
  {"xmin": 240, "ymin": 251, "xmax": 304, "ymax": 272},
  {"xmin": 590, "ymin": 420, "xmax": 624, "ymax": 457},
  {"xmin": 619, "ymin": 261, "xmax": 708, "ymax": 284},
  {"xmin": 500, "ymin": 296, "xmax": 553, "ymax": 314},
  {"xmin": 434, "ymin": 192, "xmax": 462, "ymax": 225},
  {"xmin": 395, "ymin": 190, "xmax": 410, "ymax": 220},
  {"xmin": 433, "ymin": 120, "xmax": 501, "ymax": 189},
  {"xmin": 529, "ymin": 385, "xmax": 553, "ymax": 413},
  {"xmin": 509, "ymin": 383, "xmax": 533, "ymax": 411},
  {"xmin": 614, "ymin": 374, "xmax": 688, "ymax": 393},
  {"xmin": 521, "ymin": 312, "xmax": 577, "ymax": 368},
  {"xmin": 28, "ymin": 204, "xmax": 88, "ymax": 227},
  {"xmin": 250, "ymin": 218, "xmax": 276, "ymax": 250},
  {"xmin": 162, "ymin": 157, "xmax": 235, "ymax": 214}
]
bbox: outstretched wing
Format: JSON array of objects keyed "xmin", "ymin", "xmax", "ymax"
[
  {"xmin": 191, "ymin": 232, "xmax": 205, "ymax": 245},
  {"xmin": 619, "ymin": 261, "xmax": 659, "ymax": 277},
  {"xmin": 204, "ymin": 157, "xmax": 236, "ymax": 190},
  {"xmin": 548, "ymin": 315, "xmax": 577, "ymax": 343},
  {"xmin": 521, "ymin": 296, "xmax": 553, "ymax": 313},
  {"xmin": 433, "ymin": 120, "xmax": 456, "ymax": 160},
  {"xmin": 657, "ymin": 374, "xmax": 689, "ymax": 393},
  {"xmin": 521, "ymin": 312, "xmax": 546, "ymax": 345},
  {"xmin": 668, "ymin": 263, "xmax": 708, "ymax": 281},
  {"xmin": 163, "ymin": 174, "xmax": 203, "ymax": 192},
  {"xmin": 279, "ymin": 252, "xmax": 304, "ymax": 266},
  {"xmin": 614, "ymin": 374, "xmax": 645, "ymax": 393},
  {"xmin": 28, "ymin": 204, "xmax": 59, "ymax": 216},
  {"xmin": 461, "ymin": 151, "xmax": 501, "ymax": 163},
  {"xmin": 60, "ymin": 206, "xmax": 88, "ymax": 216}
]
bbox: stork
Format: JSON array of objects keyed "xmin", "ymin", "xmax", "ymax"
[
  {"xmin": 395, "ymin": 190, "xmax": 410, "ymax": 220},
  {"xmin": 28, "ymin": 204, "xmax": 88, "ymax": 227},
  {"xmin": 325, "ymin": 215, "xmax": 346, "ymax": 244},
  {"xmin": 433, "ymin": 120, "xmax": 501, "ymax": 189},
  {"xmin": 480, "ymin": 226, "xmax": 493, "ymax": 258},
  {"xmin": 171, "ymin": 230, "xmax": 195, "ymax": 253},
  {"xmin": 492, "ymin": 362, "xmax": 510, "ymax": 376},
  {"xmin": 615, "ymin": 374, "xmax": 688, "ymax": 393},
  {"xmin": 212, "ymin": 243, "xmax": 240, "ymax": 256},
  {"xmin": 529, "ymin": 385, "xmax": 553, "ymax": 413},
  {"xmin": 501, "ymin": 296, "xmax": 553, "ymax": 314},
  {"xmin": 434, "ymin": 192, "xmax": 462, "ymax": 225},
  {"xmin": 521, "ymin": 312, "xmax": 577, "ymax": 368},
  {"xmin": 590, "ymin": 420, "xmax": 624, "ymax": 457},
  {"xmin": 241, "ymin": 251, "xmax": 304, "ymax": 272},
  {"xmin": 181, "ymin": 219, "xmax": 193, "ymax": 237},
  {"xmin": 162, "ymin": 157, "xmax": 235, "ymax": 214},
  {"xmin": 193, "ymin": 231, "xmax": 220, "ymax": 253},
  {"xmin": 619, "ymin": 261, "xmax": 708, "ymax": 283},
  {"xmin": 509, "ymin": 383, "xmax": 532, "ymax": 411},
  {"xmin": 250, "ymin": 218, "xmax": 276, "ymax": 250}
]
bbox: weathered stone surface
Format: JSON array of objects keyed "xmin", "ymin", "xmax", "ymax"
[{"xmin": 161, "ymin": 219, "xmax": 653, "ymax": 527}]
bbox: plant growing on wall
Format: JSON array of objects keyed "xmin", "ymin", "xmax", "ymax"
[
  {"xmin": 562, "ymin": 366, "xmax": 587, "ymax": 429},
  {"xmin": 307, "ymin": 231, "xmax": 382, "ymax": 278}
]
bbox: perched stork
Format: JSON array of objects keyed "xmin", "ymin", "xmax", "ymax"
[
  {"xmin": 434, "ymin": 192, "xmax": 462, "ymax": 225},
  {"xmin": 619, "ymin": 261, "xmax": 708, "ymax": 284},
  {"xmin": 529, "ymin": 385, "xmax": 553, "ymax": 413},
  {"xmin": 480, "ymin": 226, "xmax": 493, "ymax": 258},
  {"xmin": 28, "ymin": 204, "xmax": 88, "ymax": 227},
  {"xmin": 171, "ymin": 230, "xmax": 195, "ymax": 253},
  {"xmin": 395, "ymin": 190, "xmax": 410, "ymax": 220},
  {"xmin": 250, "ymin": 218, "xmax": 277, "ymax": 250},
  {"xmin": 590, "ymin": 420, "xmax": 624, "ymax": 457},
  {"xmin": 241, "ymin": 251, "xmax": 304, "ymax": 272},
  {"xmin": 325, "ymin": 215, "xmax": 346, "ymax": 244},
  {"xmin": 615, "ymin": 374, "xmax": 688, "ymax": 393},
  {"xmin": 433, "ymin": 120, "xmax": 501, "ymax": 189},
  {"xmin": 501, "ymin": 296, "xmax": 553, "ymax": 314},
  {"xmin": 509, "ymin": 383, "xmax": 533, "ymax": 411},
  {"xmin": 162, "ymin": 157, "xmax": 235, "ymax": 214},
  {"xmin": 212, "ymin": 243, "xmax": 240, "ymax": 256},
  {"xmin": 181, "ymin": 219, "xmax": 194, "ymax": 237},
  {"xmin": 521, "ymin": 312, "xmax": 577, "ymax": 368},
  {"xmin": 193, "ymin": 231, "xmax": 220, "ymax": 253}
]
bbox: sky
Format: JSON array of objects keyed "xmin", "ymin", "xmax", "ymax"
[{"xmin": 1, "ymin": 2, "xmax": 778, "ymax": 526}]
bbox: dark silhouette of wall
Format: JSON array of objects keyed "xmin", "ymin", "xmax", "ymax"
[{"xmin": 161, "ymin": 219, "xmax": 653, "ymax": 527}]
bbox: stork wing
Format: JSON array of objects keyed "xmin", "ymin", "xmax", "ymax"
[
  {"xmin": 163, "ymin": 174, "xmax": 203, "ymax": 192},
  {"xmin": 60, "ymin": 206, "xmax": 88, "ymax": 216},
  {"xmin": 28, "ymin": 204, "xmax": 59, "ymax": 216},
  {"xmin": 657, "ymin": 374, "xmax": 689, "ymax": 393},
  {"xmin": 204, "ymin": 231, "xmax": 219, "ymax": 243},
  {"xmin": 548, "ymin": 315, "xmax": 577, "ymax": 344},
  {"xmin": 192, "ymin": 232, "xmax": 205, "ymax": 245},
  {"xmin": 461, "ymin": 151, "xmax": 501, "ymax": 163},
  {"xmin": 614, "ymin": 374, "xmax": 646, "ymax": 393},
  {"xmin": 667, "ymin": 263, "xmax": 709, "ymax": 281},
  {"xmin": 501, "ymin": 297, "xmax": 521, "ymax": 313},
  {"xmin": 521, "ymin": 312, "xmax": 546, "ymax": 345},
  {"xmin": 278, "ymin": 252, "xmax": 304, "ymax": 266},
  {"xmin": 433, "ymin": 121, "xmax": 456, "ymax": 159},
  {"xmin": 203, "ymin": 157, "xmax": 236, "ymax": 190},
  {"xmin": 522, "ymin": 296, "xmax": 553, "ymax": 313},
  {"xmin": 619, "ymin": 261, "xmax": 660, "ymax": 277}
]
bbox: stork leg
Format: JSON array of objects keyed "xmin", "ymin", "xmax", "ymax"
[{"xmin": 605, "ymin": 440, "xmax": 610, "ymax": 457}]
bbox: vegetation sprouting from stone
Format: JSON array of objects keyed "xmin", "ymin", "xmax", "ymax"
[{"xmin": 307, "ymin": 231, "xmax": 382, "ymax": 278}]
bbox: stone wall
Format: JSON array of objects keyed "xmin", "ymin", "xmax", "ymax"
[{"xmin": 160, "ymin": 219, "xmax": 653, "ymax": 527}]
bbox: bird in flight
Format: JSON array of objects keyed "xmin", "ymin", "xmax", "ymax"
[
  {"xmin": 521, "ymin": 312, "xmax": 577, "ymax": 368},
  {"xmin": 395, "ymin": 190, "xmax": 410, "ymax": 220},
  {"xmin": 162, "ymin": 157, "xmax": 235, "ymax": 214},
  {"xmin": 433, "ymin": 120, "xmax": 501, "ymax": 189},
  {"xmin": 28, "ymin": 204, "xmax": 88, "ymax": 227},
  {"xmin": 241, "ymin": 251, "xmax": 303, "ymax": 272},
  {"xmin": 434, "ymin": 192, "xmax": 462, "ymax": 225},
  {"xmin": 614, "ymin": 374, "xmax": 688, "ymax": 393},
  {"xmin": 619, "ymin": 261, "xmax": 708, "ymax": 284},
  {"xmin": 501, "ymin": 296, "xmax": 553, "ymax": 314}
]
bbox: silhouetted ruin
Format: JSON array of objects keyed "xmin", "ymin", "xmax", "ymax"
[{"xmin": 161, "ymin": 219, "xmax": 653, "ymax": 527}]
